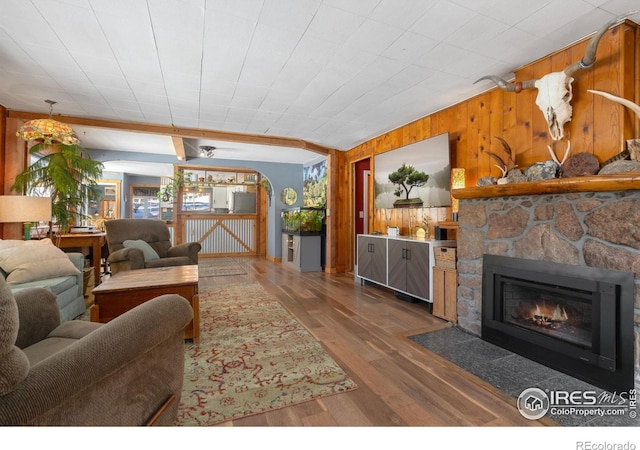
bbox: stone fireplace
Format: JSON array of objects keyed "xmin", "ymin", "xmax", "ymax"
[
  {"xmin": 457, "ymin": 189, "xmax": 640, "ymax": 389},
  {"xmin": 482, "ymin": 253, "xmax": 634, "ymax": 392}
]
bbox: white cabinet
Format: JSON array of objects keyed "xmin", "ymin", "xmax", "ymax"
[
  {"xmin": 211, "ymin": 187, "xmax": 229, "ymax": 211},
  {"xmin": 356, "ymin": 234, "xmax": 456, "ymax": 302}
]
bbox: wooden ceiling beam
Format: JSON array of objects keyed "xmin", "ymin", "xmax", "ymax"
[
  {"xmin": 171, "ymin": 136, "xmax": 186, "ymax": 161},
  {"xmin": 6, "ymin": 110, "xmax": 334, "ymax": 155}
]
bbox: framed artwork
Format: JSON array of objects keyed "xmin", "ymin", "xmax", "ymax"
[
  {"xmin": 374, "ymin": 132, "xmax": 451, "ymax": 209},
  {"xmin": 103, "ymin": 186, "xmax": 117, "ymax": 198}
]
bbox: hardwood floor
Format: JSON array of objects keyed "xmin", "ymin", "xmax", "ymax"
[{"xmin": 197, "ymin": 257, "xmax": 551, "ymax": 427}]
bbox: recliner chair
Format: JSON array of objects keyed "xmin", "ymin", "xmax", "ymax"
[
  {"xmin": 105, "ymin": 219, "xmax": 201, "ymax": 275},
  {"xmin": 0, "ymin": 276, "xmax": 193, "ymax": 425}
]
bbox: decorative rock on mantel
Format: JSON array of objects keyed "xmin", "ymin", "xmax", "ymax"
[{"xmin": 456, "ymin": 189, "xmax": 640, "ymax": 386}]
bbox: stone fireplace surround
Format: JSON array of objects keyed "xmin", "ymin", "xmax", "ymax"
[{"xmin": 457, "ymin": 188, "xmax": 640, "ymax": 388}]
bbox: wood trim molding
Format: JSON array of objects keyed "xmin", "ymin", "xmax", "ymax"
[
  {"xmin": 452, "ymin": 173, "xmax": 640, "ymax": 199},
  {"xmin": 6, "ymin": 110, "xmax": 334, "ymax": 155}
]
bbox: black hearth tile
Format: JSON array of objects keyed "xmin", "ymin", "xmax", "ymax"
[
  {"xmin": 436, "ymin": 337, "xmax": 513, "ymax": 373},
  {"xmin": 409, "ymin": 327, "xmax": 638, "ymax": 427},
  {"xmin": 409, "ymin": 326, "xmax": 476, "ymax": 350},
  {"xmin": 534, "ymin": 372, "xmax": 600, "ymax": 394},
  {"xmin": 480, "ymin": 354, "xmax": 560, "ymax": 398}
]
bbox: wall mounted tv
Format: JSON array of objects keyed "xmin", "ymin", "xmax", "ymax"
[{"xmin": 374, "ymin": 132, "xmax": 451, "ymax": 209}]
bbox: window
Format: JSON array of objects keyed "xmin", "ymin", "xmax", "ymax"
[{"xmin": 131, "ymin": 186, "xmax": 163, "ymax": 220}]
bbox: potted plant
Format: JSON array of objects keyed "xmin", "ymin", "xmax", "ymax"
[
  {"xmin": 157, "ymin": 170, "xmax": 184, "ymax": 202},
  {"xmin": 12, "ymin": 142, "xmax": 104, "ymax": 233},
  {"xmin": 388, "ymin": 163, "xmax": 429, "ymax": 208}
]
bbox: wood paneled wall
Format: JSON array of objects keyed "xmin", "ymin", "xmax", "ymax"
[
  {"xmin": 339, "ymin": 21, "xmax": 639, "ymax": 273},
  {"xmin": 0, "ymin": 115, "xmax": 29, "ymax": 239}
]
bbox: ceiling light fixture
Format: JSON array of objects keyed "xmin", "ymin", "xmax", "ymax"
[
  {"xmin": 16, "ymin": 99, "xmax": 79, "ymax": 145},
  {"xmin": 199, "ymin": 145, "xmax": 216, "ymax": 158}
]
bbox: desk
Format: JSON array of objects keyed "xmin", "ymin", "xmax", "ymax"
[{"xmin": 54, "ymin": 232, "xmax": 106, "ymax": 284}]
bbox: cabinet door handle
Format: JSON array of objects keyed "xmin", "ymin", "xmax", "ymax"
[
  {"xmin": 368, "ymin": 243, "xmax": 374, "ymax": 253},
  {"xmin": 405, "ymin": 249, "xmax": 411, "ymax": 260},
  {"xmin": 401, "ymin": 248, "xmax": 406, "ymax": 259}
]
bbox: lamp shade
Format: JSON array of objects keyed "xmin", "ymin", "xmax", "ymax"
[
  {"xmin": 0, "ymin": 196, "xmax": 52, "ymax": 223},
  {"xmin": 16, "ymin": 118, "xmax": 79, "ymax": 145}
]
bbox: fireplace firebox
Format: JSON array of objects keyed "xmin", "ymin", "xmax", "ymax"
[{"xmin": 482, "ymin": 254, "xmax": 634, "ymax": 393}]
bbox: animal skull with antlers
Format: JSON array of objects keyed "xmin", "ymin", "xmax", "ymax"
[{"xmin": 475, "ymin": 12, "xmax": 638, "ymax": 142}]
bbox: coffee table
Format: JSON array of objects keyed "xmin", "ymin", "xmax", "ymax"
[{"xmin": 90, "ymin": 265, "xmax": 199, "ymax": 344}]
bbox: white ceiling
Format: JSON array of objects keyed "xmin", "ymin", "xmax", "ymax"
[{"xmin": 1, "ymin": 0, "xmax": 639, "ymax": 175}]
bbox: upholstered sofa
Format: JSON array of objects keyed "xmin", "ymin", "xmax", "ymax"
[
  {"xmin": 105, "ymin": 219, "xmax": 201, "ymax": 275},
  {"xmin": 0, "ymin": 276, "xmax": 193, "ymax": 425},
  {"xmin": 0, "ymin": 239, "xmax": 86, "ymax": 322}
]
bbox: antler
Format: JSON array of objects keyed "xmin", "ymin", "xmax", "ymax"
[
  {"xmin": 494, "ymin": 137, "xmax": 518, "ymax": 172},
  {"xmin": 547, "ymin": 141, "xmax": 571, "ymax": 166},
  {"xmin": 484, "ymin": 136, "xmax": 520, "ymax": 177},
  {"xmin": 588, "ymin": 89, "xmax": 640, "ymax": 120}
]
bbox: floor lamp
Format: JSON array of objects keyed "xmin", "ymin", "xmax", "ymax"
[{"xmin": 0, "ymin": 196, "xmax": 52, "ymax": 240}]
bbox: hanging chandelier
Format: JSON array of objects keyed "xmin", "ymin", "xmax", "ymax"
[{"xmin": 16, "ymin": 99, "xmax": 79, "ymax": 145}]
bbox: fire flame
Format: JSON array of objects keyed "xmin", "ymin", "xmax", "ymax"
[{"xmin": 532, "ymin": 302, "xmax": 569, "ymax": 322}]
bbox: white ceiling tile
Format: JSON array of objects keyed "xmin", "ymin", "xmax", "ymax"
[
  {"xmin": 344, "ymin": 19, "xmax": 404, "ymax": 54},
  {"xmin": 260, "ymin": 89, "xmax": 300, "ymax": 114},
  {"xmin": 271, "ymin": 35, "xmax": 339, "ymax": 91},
  {"xmin": 450, "ymin": 0, "xmax": 548, "ymax": 26},
  {"xmin": 237, "ymin": 25, "xmax": 301, "ymax": 86},
  {"xmin": 369, "ymin": 0, "xmax": 439, "ymax": 28},
  {"xmin": 258, "ymin": 0, "xmax": 319, "ymax": 33},
  {"xmin": 415, "ymin": 42, "xmax": 470, "ymax": 71},
  {"xmin": 306, "ymin": 4, "xmax": 364, "ymax": 43},
  {"xmin": 33, "ymin": 1, "xmax": 112, "ymax": 55},
  {"xmin": 226, "ymin": 107, "xmax": 256, "ymax": 123},
  {"xmin": 320, "ymin": 0, "xmax": 378, "ymax": 17},
  {"xmin": 200, "ymin": 10, "xmax": 256, "ymax": 84},
  {"xmin": 205, "ymin": 0, "xmax": 264, "ymax": 23},
  {"xmin": 410, "ymin": 0, "xmax": 476, "ymax": 41},
  {"xmin": 199, "ymin": 105, "xmax": 229, "ymax": 122},
  {"xmin": 382, "ymin": 31, "xmax": 438, "ymax": 63},
  {"xmin": 445, "ymin": 14, "xmax": 510, "ymax": 50},
  {"xmin": 516, "ymin": 0, "xmax": 596, "ymax": 38},
  {"xmin": 1, "ymin": 0, "xmax": 639, "ymax": 168}
]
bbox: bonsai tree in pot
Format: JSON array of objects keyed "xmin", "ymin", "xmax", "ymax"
[
  {"xmin": 388, "ymin": 163, "xmax": 429, "ymax": 208},
  {"xmin": 12, "ymin": 142, "xmax": 104, "ymax": 234}
]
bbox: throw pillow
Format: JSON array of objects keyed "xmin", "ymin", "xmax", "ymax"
[
  {"xmin": 123, "ymin": 240, "xmax": 160, "ymax": 262},
  {"xmin": 0, "ymin": 239, "xmax": 80, "ymax": 284}
]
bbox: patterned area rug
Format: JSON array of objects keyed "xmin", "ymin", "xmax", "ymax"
[
  {"xmin": 175, "ymin": 282, "xmax": 357, "ymax": 426},
  {"xmin": 198, "ymin": 257, "xmax": 247, "ymax": 277}
]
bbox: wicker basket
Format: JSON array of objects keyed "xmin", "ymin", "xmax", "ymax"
[{"xmin": 434, "ymin": 247, "xmax": 457, "ymax": 269}]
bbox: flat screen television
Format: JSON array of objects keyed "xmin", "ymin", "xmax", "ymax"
[{"xmin": 374, "ymin": 132, "xmax": 451, "ymax": 209}]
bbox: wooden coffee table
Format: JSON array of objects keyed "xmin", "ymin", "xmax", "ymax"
[{"xmin": 90, "ymin": 265, "xmax": 199, "ymax": 344}]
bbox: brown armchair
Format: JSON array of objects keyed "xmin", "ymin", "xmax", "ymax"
[
  {"xmin": 0, "ymin": 276, "xmax": 193, "ymax": 425},
  {"xmin": 105, "ymin": 219, "xmax": 201, "ymax": 275}
]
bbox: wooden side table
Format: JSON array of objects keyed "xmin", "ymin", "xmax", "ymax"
[
  {"xmin": 54, "ymin": 232, "xmax": 107, "ymax": 285},
  {"xmin": 90, "ymin": 265, "xmax": 199, "ymax": 344}
]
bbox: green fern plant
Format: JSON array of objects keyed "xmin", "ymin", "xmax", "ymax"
[{"xmin": 12, "ymin": 143, "xmax": 104, "ymax": 233}]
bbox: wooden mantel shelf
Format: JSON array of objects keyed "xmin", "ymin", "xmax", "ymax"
[{"xmin": 453, "ymin": 173, "xmax": 640, "ymax": 200}]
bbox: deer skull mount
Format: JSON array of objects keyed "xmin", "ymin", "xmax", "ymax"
[{"xmin": 475, "ymin": 11, "xmax": 638, "ymax": 142}]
